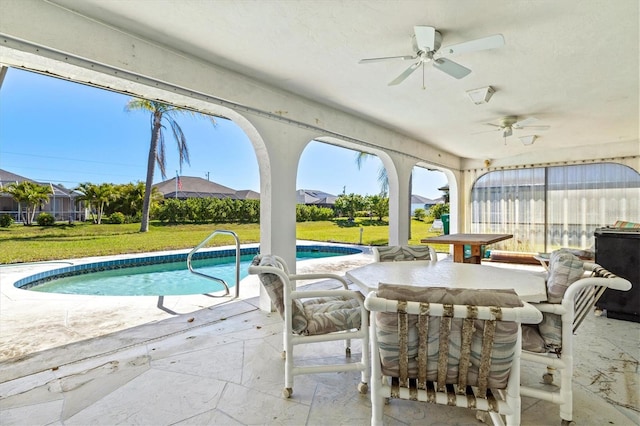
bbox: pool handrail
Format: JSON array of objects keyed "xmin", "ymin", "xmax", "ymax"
[{"xmin": 187, "ymin": 229, "xmax": 241, "ymax": 298}]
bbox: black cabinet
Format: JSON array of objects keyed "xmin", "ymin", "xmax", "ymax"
[{"xmin": 595, "ymin": 228, "xmax": 640, "ymax": 322}]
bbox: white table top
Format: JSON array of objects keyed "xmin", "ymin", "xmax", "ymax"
[{"xmin": 346, "ymin": 261, "xmax": 547, "ymax": 303}]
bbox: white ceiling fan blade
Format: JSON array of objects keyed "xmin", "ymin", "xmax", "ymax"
[
  {"xmin": 388, "ymin": 62, "xmax": 421, "ymax": 86},
  {"xmin": 472, "ymin": 128, "xmax": 501, "ymax": 135},
  {"xmin": 471, "ymin": 123, "xmax": 504, "ymax": 135},
  {"xmin": 413, "ymin": 26, "xmax": 436, "ymax": 51},
  {"xmin": 433, "ymin": 58, "xmax": 471, "ymax": 79},
  {"xmin": 359, "ymin": 55, "xmax": 416, "ymax": 64},
  {"xmin": 440, "ymin": 34, "xmax": 505, "ymax": 56},
  {"xmin": 520, "ymin": 125, "xmax": 550, "ymax": 131},
  {"xmin": 512, "ymin": 117, "xmax": 539, "ymax": 128}
]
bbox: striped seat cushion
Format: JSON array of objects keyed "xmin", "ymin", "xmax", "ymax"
[
  {"xmin": 253, "ymin": 255, "xmax": 363, "ymax": 336},
  {"xmin": 302, "ymin": 294, "xmax": 363, "ymax": 336},
  {"xmin": 375, "ymin": 285, "xmax": 522, "ymax": 390},
  {"xmin": 253, "ymin": 255, "xmax": 308, "ymax": 334},
  {"xmin": 376, "ymin": 245, "xmax": 433, "ymax": 262}
]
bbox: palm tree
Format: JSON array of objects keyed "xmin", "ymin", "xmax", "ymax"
[
  {"xmin": 355, "ymin": 152, "xmax": 413, "ymax": 238},
  {"xmin": 125, "ymin": 98, "xmax": 216, "ymax": 232},
  {"xmin": 5, "ymin": 181, "xmax": 52, "ymax": 225},
  {"xmin": 110, "ymin": 182, "xmax": 161, "ymax": 218},
  {"xmin": 355, "ymin": 152, "xmax": 388, "ymax": 195},
  {"xmin": 75, "ymin": 182, "xmax": 116, "ymax": 224}
]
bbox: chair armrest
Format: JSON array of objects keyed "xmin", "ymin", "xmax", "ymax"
[
  {"xmin": 529, "ymin": 302, "xmax": 568, "ymax": 315},
  {"xmin": 531, "ymin": 266, "xmax": 631, "ymax": 315},
  {"xmin": 288, "ymin": 273, "xmax": 350, "ymax": 289},
  {"xmin": 564, "ymin": 273, "xmax": 631, "ymax": 300}
]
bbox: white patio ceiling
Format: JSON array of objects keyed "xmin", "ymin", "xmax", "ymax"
[{"xmin": 3, "ymin": 0, "xmax": 640, "ymax": 166}]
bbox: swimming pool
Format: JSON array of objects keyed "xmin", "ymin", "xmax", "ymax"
[{"xmin": 15, "ymin": 245, "xmax": 362, "ymax": 296}]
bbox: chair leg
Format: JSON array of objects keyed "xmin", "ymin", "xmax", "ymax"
[
  {"xmin": 559, "ymin": 365, "xmax": 573, "ymax": 424},
  {"xmin": 360, "ymin": 320, "xmax": 370, "ymax": 392},
  {"xmin": 503, "ymin": 395, "xmax": 521, "ymax": 426},
  {"xmin": 370, "ymin": 376, "xmax": 384, "ymax": 426},
  {"xmin": 284, "ymin": 332, "xmax": 294, "ymax": 398},
  {"xmin": 358, "ymin": 337, "xmax": 369, "ymax": 394}
]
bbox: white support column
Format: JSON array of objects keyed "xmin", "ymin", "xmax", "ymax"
[
  {"xmin": 386, "ymin": 154, "xmax": 415, "ymax": 245},
  {"xmin": 244, "ymin": 115, "xmax": 318, "ymax": 311}
]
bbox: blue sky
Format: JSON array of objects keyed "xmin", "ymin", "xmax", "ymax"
[{"xmin": 0, "ymin": 68, "xmax": 447, "ymax": 199}]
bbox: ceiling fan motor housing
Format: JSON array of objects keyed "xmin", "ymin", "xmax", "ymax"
[{"xmin": 501, "ymin": 116, "xmax": 519, "ymax": 128}]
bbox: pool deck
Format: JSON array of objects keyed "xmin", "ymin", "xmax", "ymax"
[
  {"xmin": 0, "ymin": 242, "xmax": 372, "ymax": 362},
  {"xmin": 1, "ymin": 245, "xmax": 638, "ymax": 425}
]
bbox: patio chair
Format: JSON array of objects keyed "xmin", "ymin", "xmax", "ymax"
[
  {"xmin": 520, "ymin": 250, "xmax": 631, "ymax": 426},
  {"xmin": 373, "ymin": 245, "xmax": 437, "ymax": 263},
  {"xmin": 365, "ymin": 284, "xmax": 542, "ymax": 426},
  {"xmin": 248, "ymin": 254, "xmax": 369, "ymax": 398}
]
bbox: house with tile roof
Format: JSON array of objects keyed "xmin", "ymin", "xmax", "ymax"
[
  {"xmin": 153, "ymin": 176, "xmax": 260, "ymax": 200},
  {"xmin": 0, "ymin": 169, "xmax": 85, "ymax": 222},
  {"xmin": 295, "ymin": 189, "xmax": 337, "ymax": 208}
]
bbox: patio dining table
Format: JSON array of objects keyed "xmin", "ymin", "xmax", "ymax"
[
  {"xmin": 346, "ymin": 260, "xmax": 547, "ymax": 302},
  {"xmin": 421, "ymin": 233, "xmax": 513, "ymax": 264}
]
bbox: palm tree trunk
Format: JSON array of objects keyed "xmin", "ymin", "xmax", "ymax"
[
  {"xmin": 97, "ymin": 201, "xmax": 104, "ymax": 224},
  {"xmin": 140, "ymin": 114, "xmax": 163, "ymax": 232},
  {"xmin": 27, "ymin": 206, "xmax": 35, "ymax": 225}
]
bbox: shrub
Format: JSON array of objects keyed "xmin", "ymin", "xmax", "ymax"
[
  {"xmin": 36, "ymin": 212, "xmax": 55, "ymax": 226},
  {"xmin": 296, "ymin": 204, "xmax": 311, "ymax": 222},
  {"xmin": 106, "ymin": 212, "xmax": 126, "ymax": 224},
  {"xmin": 296, "ymin": 205, "xmax": 334, "ymax": 222},
  {"xmin": 428, "ymin": 203, "xmax": 450, "ymax": 220},
  {"xmin": 0, "ymin": 214, "xmax": 14, "ymax": 227},
  {"xmin": 413, "ymin": 208, "xmax": 426, "ymax": 221},
  {"xmin": 157, "ymin": 199, "xmax": 186, "ymax": 223},
  {"xmin": 128, "ymin": 212, "xmax": 142, "ymax": 223},
  {"xmin": 310, "ymin": 206, "xmax": 334, "ymax": 221}
]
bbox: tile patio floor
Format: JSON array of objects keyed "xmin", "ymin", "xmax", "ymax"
[{"xmin": 1, "ymin": 249, "xmax": 638, "ymax": 425}]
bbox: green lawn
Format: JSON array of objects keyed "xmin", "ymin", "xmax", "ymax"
[{"xmin": 0, "ymin": 218, "xmax": 445, "ymax": 264}]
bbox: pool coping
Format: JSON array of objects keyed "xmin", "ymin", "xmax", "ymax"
[{"xmin": 13, "ymin": 243, "xmax": 363, "ymax": 293}]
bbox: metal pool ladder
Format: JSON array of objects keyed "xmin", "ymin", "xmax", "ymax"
[{"xmin": 187, "ymin": 229, "xmax": 241, "ymax": 298}]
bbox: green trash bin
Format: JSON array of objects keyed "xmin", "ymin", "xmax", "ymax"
[{"xmin": 441, "ymin": 214, "xmax": 450, "ymax": 235}]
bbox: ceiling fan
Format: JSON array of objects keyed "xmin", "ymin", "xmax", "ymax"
[
  {"xmin": 359, "ymin": 26, "xmax": 505, "ymax": 87},
  {"xmin": 478, "ymin": 116, "xmax": 551, "ymax": 144}
]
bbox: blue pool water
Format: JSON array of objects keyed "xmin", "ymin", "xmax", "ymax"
[{"xmin": 19, "ymin": 245, "xmax": 361, "ymax": 296}]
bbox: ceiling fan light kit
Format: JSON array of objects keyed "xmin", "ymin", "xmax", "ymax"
[
  {"xmin": 359, "ymin": 26, "xmax": 505, "ymax": 88},
  {"xmin": 466, "ymin": 86, "xmax": 495, "ymax": 104},
  {"xmin": 519, "ymin": 135, "xmax": 537, "ymax": 145}
]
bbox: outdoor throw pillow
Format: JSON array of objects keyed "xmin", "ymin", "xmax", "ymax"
[{"xmin": 546, "ymin": 250, "xmax": 584, "ymax": 303}]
